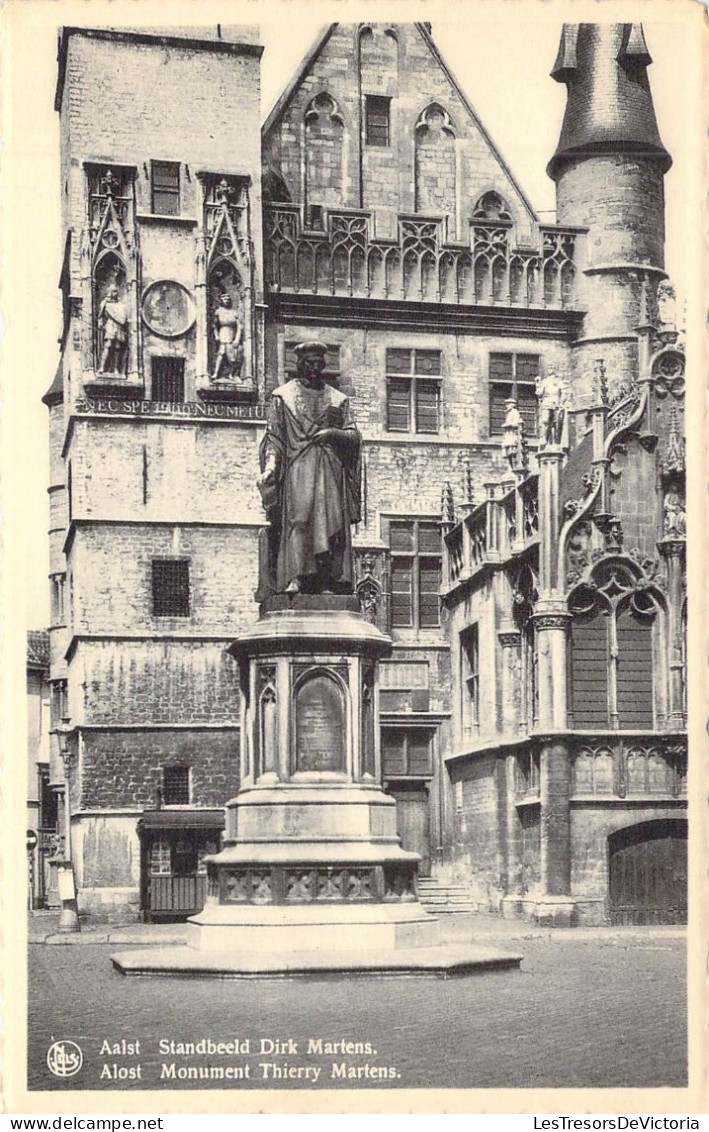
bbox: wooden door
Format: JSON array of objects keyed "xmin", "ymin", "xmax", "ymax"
[
  {"xmin": 390, "ymin": 786, "xmax": 431, "ymax": 877},
  {"xmin": 608, "ymin": 819, "xmax": 687, "ymax": 925}
]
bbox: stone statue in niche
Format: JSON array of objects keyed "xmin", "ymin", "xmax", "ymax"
[
  {"xmin": 536, "ymin": 370, "xmax": 567, "ymax": 446},
  {"xmin": 97, "ymin": 284, "xmax": 128, "ymax": 375},
  {"xmin": 656, "ymin": 280, "xmax": 677, "ymax": 331},
  {"xmin": 663, "ymin": 490, "xmax": 686, "ymax": 538},
  {"xmin": 256, "ymin": 340, "xmax": 362, "ymax": 599},
  {"xmin": 211, "ymin": 292, "xmax": 244, "ymax": 382}
]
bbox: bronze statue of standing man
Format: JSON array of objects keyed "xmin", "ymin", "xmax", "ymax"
[{"xmin": 256, "ymin": 341, "xmax": 361, "ymax": 599}]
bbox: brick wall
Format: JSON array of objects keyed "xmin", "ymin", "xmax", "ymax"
[{"xmin": 78, "ymin": 727, "xmax": 239, "ymax": 811}]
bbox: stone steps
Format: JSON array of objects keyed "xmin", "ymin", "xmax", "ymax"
[{"xmin": 417, "ymin": 879, "xmax": 474, "ymax": 915}]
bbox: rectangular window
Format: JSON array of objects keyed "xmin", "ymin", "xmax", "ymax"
[
  {"xmin": 151, "ymin": 160, "xmax": 180, "ymax": 216},
  {"xmin": 150, "ymin": 840, "xmax": 172, "ymax": 876},
  {"xmin": 381, "ymin": 729, "xmax": 432, "ymax": 778},
  {"xmin": 151, "ymin": 357, "xmax": 185, "ymax": 403},
  {"xmin": 39, "ymin": 768, "xmax": 58, "ymax": 830},
  {"xmin": 454, "ymin": 779, "xmax": 464, "ymax": 814},
  {"xmin": 489, "ymin": 353, "xmax": 539, "ymax": 437},
  {"xmin": 515, "ymin": 750, "xmax": 540, "ymax": 798},
  {"xmin": 569, "ymin": 612, "xmax": 610, "ymax": 729},
  {"xmin": 51, "ymin": 680, "xmax": 69, "ymax": 726},
  {"xmin": 152, "ymin": 559, "xmax": 190, "ymax": 617},
  {"xmin": 163, "ymin": 765, "xmax": 191, "ymax": 806},
  {"xmin": 616, "ymin": 607, "xmax": 654, "ymax": 729},
  {"xmin": 365, "ymin": 95, "xmax": 390, "ymax": 146},
  {"xmin": 461, "ymin": 624, "xmax": 479, "ymax": 733},
  {"xmin": 386, "ymin": 349, "xmax": 441, "ymax": 434},
  {"xmin": 51, "ymin": 574, "xmax": 66, "ymax": 624},
  {"xmin": 388, "ymin": 519, "xmax": 441, "ymax": 629}
]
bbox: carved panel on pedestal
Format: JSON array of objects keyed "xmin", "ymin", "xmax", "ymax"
[{"xmin": 293, "ymin": 670, "xmax": 346, "ymax": 773}]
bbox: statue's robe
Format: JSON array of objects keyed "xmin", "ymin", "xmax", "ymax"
[{"xmin": 258, "ymin": 379, "xmax": 361, "ymax": 594}]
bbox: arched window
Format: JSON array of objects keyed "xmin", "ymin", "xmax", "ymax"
[
  {"xmin": 304, "ymin": 92, "xmax": 345, "ymax": 219},
  {"xmin": 568, "ymin": 568, "xmax": 659, "ymax": 731},
  {"xmin": 414, "ymin": 105, "xmax": 457, "ymax": 232},
  {"xmin": 616, "ymin": 600, "xmax": 654, "ymax": 729},
  {"xmin": 569, "ymin": 603, "xmax": 610, "ymax": 729}
]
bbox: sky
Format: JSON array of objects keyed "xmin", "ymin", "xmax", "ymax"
[{"xmin": 3, "ymin": 5, "xmax": 699, "ymax": 630}]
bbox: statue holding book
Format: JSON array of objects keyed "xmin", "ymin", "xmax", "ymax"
[{"xmin": 256, "ymin": 341, "xmax": 362, "ymax": 599}]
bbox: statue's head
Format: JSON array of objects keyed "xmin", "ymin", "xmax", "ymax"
[
  {"xmin": 219, "ymin": 292, "xmax": 232, "ymax": 308},
  {"xmin": 295, "ymin": 340, "xmax": 328, "ymax": 386},
  {"xmin": 107, "ymin": 285, "xmax": 119, "ymax": 300}
]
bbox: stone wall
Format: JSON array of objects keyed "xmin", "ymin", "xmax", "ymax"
[
  {"xmin": 264, "ymin": 23, "xmax": 535, "ymax": 243},
  {"xmin": 77, "ymin": 727, "xmax": 239, "ymax": 811}
]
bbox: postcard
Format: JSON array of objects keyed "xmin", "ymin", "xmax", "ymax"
[{"xmin": 3, "ymin": 0, "xmax": 706, "ymax": 1116}]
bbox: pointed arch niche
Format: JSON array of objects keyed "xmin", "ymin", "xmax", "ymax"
[
  {"xmin": 84, "ymin": 164, "xmax": 138, "ymax": 384},
  {"xmin": 303, "ymin": 92, "xmax": 346, "ymax": 222},
  {"xmin": 198, "ymin": 175, "xmax": 254, "ymax": 390},
  {"xmin": 415, "ymin": 105, "xmax": 458, "ymax": 236}
]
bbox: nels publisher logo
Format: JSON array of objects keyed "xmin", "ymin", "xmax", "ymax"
[{"xmin": 47, "ymin": 1039, "xmax": 83, "ymax": 1078}]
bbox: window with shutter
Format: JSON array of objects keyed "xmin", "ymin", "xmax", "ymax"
[
  {"xmin": 365, "ymin": 96, "xmax": 390, "ymax": 146},
  {"xmin": 391, "ymin": 559, "xmax": 413, "ymax": 627},
  {"xmin": 570, "ymin": 610, "xmax": 610, "ymax": 728},
  {"xmin": 616, "ymin": 606, "xmax": 654, "ymax": 729},
  {"xmin": 381, "ymin": 728, "xmax": 432, "ymax": 777},
  {"xmin": 386, "ymin": 349, "xmax": 441, "ymax": 434},
  {"xmin": 388, "ymin": 519, "xmax": 441, "ymax": 629},
  {"xmin": 489, "ymin": 352, "xmax": 539, "ymax": 437},
  {"xmin": 151, "ymin": 161, "xmax": 180, "ymax": 216}
]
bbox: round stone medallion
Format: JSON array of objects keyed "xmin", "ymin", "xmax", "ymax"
[{"xmin": 141, "ymin": 280, "xmax": 195, "ymax": 338}]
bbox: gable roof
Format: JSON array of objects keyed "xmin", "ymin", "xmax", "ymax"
[
  {"xmin": 262, "ymin": 22, "xmax": 537, "ymax": 223},
  {"xmin": 27, "ymin": 630, "xmax": 50, "ymax": 670}
]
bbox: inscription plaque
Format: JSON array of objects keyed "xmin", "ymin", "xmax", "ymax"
[{"xmin": 295, "ymin": 673, "xmax": 345, "ymax": 773}]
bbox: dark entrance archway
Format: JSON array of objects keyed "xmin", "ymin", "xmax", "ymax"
[{"xmin": 608, "ymin": 818, "xmax": 687, "ymax": 925}]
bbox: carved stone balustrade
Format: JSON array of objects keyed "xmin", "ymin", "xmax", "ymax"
[{"xmin": 265, "ymin": 206, "xmax": 580, "ymax": 310}]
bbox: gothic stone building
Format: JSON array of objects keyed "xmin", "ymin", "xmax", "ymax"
[{"xmin": 45, "ymin": 22, "xmax": 686, "ymax": 925}]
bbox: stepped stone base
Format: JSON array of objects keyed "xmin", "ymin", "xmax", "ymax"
[
  {"xmin": 111, "ymin": 943, "xmax": 523, "ymax": 979},
  {"xmin": 187, "ymin": 901, "xmax": 434, "ymax": 953}
]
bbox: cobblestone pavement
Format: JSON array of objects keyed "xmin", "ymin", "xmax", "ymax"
[{"xmin": 28, "ymin": 933, "xmax": 686, "ymax": 1092}]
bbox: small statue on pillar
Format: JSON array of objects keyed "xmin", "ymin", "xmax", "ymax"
[
  {"xmin": 536, "ymin": 370, "xmax": 567, "ymax": 446},
  {"xmin": 502, "ymin": 398, "xmax": 522, "ymax": 464},
  {"xmin": 97, "ymin": 284, "xmax": 129, "ymax": 375},
  {"xmin": 256, "ymin": 341, "xmax": 362, "ymax": 599},
  {"xmin": 656, "ymin": 280, "xmax": 677, "ymax": 334},
  {"xmin": 663, "ymin": 490, "xmax": 686, "ymax": 538},
  {"xmin": 211, "ymin": 292, "xmax": 244, "ymax": 382}
]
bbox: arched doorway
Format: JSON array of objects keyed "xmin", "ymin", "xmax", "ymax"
[{"xmin": 608, "ymin": 818, "xmax": 687, "ymax": 925}]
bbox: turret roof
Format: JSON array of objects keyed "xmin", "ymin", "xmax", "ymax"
[{"xmin": 548, "ymin": 24, "xmax": 671, "ymax": 179}]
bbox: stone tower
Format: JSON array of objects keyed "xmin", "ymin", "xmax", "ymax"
[{"xmin": 548, "ymin": 24, "xmax": 672, "ymax": 407}]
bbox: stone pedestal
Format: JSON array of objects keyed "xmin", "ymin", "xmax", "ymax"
[{"xmin": 187, "ymin": 596, "xmax": 432, "ymax": 953}]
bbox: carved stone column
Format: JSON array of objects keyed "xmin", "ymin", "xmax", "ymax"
[
  {"xmin": 539, "ymin": 738, "xmax": 572, "ymax": 900},
  {"xmin": 659, "ymin": 537, "xmax": 686, "ymax": 726},
  {"xmin": 497, "ymin": 625, "xmax": 521, "ymax": 736},
  {"xmin": 536, "ymin": 445, "xmax": 565, "ymax": 594}
]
